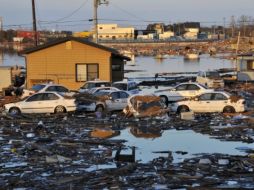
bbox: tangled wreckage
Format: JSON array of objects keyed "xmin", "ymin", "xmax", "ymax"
[{"xmin": 0, "ymin": 82, "xmax": 254, "ymax": 189}]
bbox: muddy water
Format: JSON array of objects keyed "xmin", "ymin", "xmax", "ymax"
[{"xmin": 112, "ymin": 128, "xmax": 254, "ymax": 163}]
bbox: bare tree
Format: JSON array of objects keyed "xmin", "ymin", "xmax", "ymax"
[{"xmin": 229, "ymin": 16, "xmax": 236, "ymax": 38}]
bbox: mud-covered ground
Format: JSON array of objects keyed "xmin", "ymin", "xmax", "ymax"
[{"xmin": 1, "ymin": 109, "xmax": 254, "ymax": 189}]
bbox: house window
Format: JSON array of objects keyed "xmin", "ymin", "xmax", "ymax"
[
  {"xmin": 76, "ymin": 64, "xmax": 87, "ymax": 82},
  {"xmin": 87, "ymin": 64, "xmax": 99, "ymax": 81},
  {"xmin": 76, "ymin": 64, "xmax": 99, "ymax": 82}
]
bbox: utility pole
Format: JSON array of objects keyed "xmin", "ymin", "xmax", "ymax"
[
  {"xmin": 32, "ymin": 0, "xmax": 38, "ymax": 46},
  {"xmin": 93, "ymin": 0, "xmax": 98, "ymax": 43},
  {"xmin": 223, "ymin": 17, "xmax": 226, "ymax": 37},
  {"xmin": 0, "ymin": 17, "xmax": 3, "ymax": 42},
  {"xmin": 93, "ymin": 0, "xmax": 109, "ymax": 43}
]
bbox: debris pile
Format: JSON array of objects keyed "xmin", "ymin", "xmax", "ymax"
[{"xmin": 124, "ymin": 95, "xmax": 169, "ymax": 118}]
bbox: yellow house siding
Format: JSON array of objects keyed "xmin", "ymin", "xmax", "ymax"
[{"xmin": 26, "ymin": 40, "xmax": 112, "ymax": 90}]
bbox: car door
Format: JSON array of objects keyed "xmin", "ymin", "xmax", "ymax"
[
  {"xmin": 106, "ymin": 91, "xmax": 121, "ymax": 111},
  {"xmin": 20, "ymin": 93, "xmax": 45, "ymax": 113},
  {"xmin": 119, "ymin": 91, "xmax": 130, "ymax": 109},
  {"xmin": 40, "ymin": 93, "xmax": 61, "ymax": 113},
  {"xmin": 211, "ymin": 93, "xmax": 228, "ymax": 112},
  {"xmin": 195, "ymin": 93, "xmax": 213, "ymax": 112},
  {"xmin": 169, "ymin": 84, "xmax": 188, "ymax": 101},
  {"xmin": 106, "ymin": 91, "xmax": 128, "ymax": 111}
]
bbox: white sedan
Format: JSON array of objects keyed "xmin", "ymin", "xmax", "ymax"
[
  {"xmin": 4, "ymin": 92, "xmax": 77, "ymax": 115},
  {"xmin": 78, "ymin": 90, "xmax": 130, "ymax": 112},
  {"xmin": 87, "ymin": 87, "xmax": 119, "ymax": 95},
  {"xmin": 22, "ymin": 84, "xmax": 75, "ymax": 98},
  {"xmin": 171, "ymin": 91, "xmax": 246, "ymax": 113},
  {"xmin": 154, "ymin": 82, "xmax": 214, "ymax": 105}
]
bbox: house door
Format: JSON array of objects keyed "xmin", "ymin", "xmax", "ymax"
[{"xmin": 112, "ymin": 63, "xmax": 123, "ymax": 82}]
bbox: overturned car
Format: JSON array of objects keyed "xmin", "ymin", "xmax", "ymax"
[{"xmin": 123, "ymin": 95, "xmax": 170, "ymax": 118}]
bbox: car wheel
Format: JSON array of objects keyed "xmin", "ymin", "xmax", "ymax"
[
  {"xmin": 177, "ymin": 105, "xmax": 190, "ymax": 113},
  {"xmin": 9, "ymin": 107, "xmax": 21, "ymax": 115},
  {"xmin": 160, "ymin": 96, "xmax": 168, "ymax": 106},
  {"xmin": 54, "ymin": 106, "xmax": 66, "ymax": 113},
  {"xmin": 223, "ymin": 106, "xmax": 235, "ymax": 113},
  {"xmin": 95, "ymin": 105, "xmax": 104, "ymax": 112}
]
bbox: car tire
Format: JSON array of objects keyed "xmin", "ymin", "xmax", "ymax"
[
  {"xmin": 95, "ymin": 105, "xmax": 104, "ymax": 112},
  {"xmin": 223, "ymin": 106, "xmax": 235, "ymax": 113},
  {"xmin": 160, "ymin": 96, "xmax": 168, "ymax": 106},
  {"xmin": 177, "ymin": 105, "xmax": 190, "ymax": 113},
  {"xmin": 54, "ymin": 106, "xmax": 66, "ymax": 114},
  {"xmin": 9, "ymin": 107, "xmax": 21, "ymax": 115}
]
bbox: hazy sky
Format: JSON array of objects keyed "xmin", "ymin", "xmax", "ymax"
[{"xmin": 1, "ymin": 0, "xmax": 254, "ymax": 31}]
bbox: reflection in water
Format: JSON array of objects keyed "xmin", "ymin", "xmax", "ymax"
[
  {"xmin": 90, "ymin": 128, "xmax": 120, "ymax": 139},
  {"xmin": 154, "ymin": 57, "xmax": 166, "ymax": 64},
  {"xmin": 183, "ymin": 58, "xmax": 200, "ymax": 63},
  {"xmin": 130, "ymin": 126, "xmax": 162, "ymax": 139},
  {"xmin": 112, "ymin": 129, "xmax": 254, "ymax": 163},
  {"xmin": 0, "ymin": 50, "xmax": 3, "ymax": 65}
]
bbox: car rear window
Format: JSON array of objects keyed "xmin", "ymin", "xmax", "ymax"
[
  {"xmin": 31, "ymin": 84, "xmax": 46, "ymax": 92},
  {"xmin": 113, "ymin": 83, "xmax": 127, "ymax": 91},
  {"xmin": 95, "ymin": 82, "xmax": 111, "ymax": 87}
]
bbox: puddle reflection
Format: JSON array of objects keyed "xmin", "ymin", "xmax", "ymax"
[{"xmin": 112, "ymin": 128, "xmax": 254, "ymax": 163}]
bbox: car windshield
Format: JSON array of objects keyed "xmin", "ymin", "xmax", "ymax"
[
  {"xmin": 198, "ymin": 83, "xmax": 208, "ymax": 89},
  {"xmin": 93, "ymin": 91, "xmax": 111, "ymax": 97},
  {"xmin": 81, "ymin": 82, "xmax": 110, "ymax": 89},
  {"xmin": 207, "ymin": 71, "xmax": 220, "ymax": 78},
  {"xmin": 113, "ymin": 83, "xmax": 127, "ymax": 91},
  {"xmin": 31, "ymin": 84, "xmax": 46, "ymax": 92}
]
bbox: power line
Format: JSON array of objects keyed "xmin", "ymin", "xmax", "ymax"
[{"xmin": 41, "ymin": 0, "xmax": 89, "ymax": 24}]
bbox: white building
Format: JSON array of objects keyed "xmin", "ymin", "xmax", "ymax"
[
  {"xmin": 96, "ymin": 24, "xmax": 134, "ymax": 40},
  {"xmin": 137, "ymin": 33, "xmax": 155, "ymax": 40},
  {"xmin": 159, "ymin": 31, "xmax": 175, "ymax": 40},
  {"xmin": 184, "ymin": 28, "xmax": 199, "ymax": 40}
]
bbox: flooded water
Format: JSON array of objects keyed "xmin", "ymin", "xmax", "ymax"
[
  {"xmin": 125, "ymin": 54, "xmax": 234, "ymax": 78},
  {"xmin": 112, "ymin": 128, "xmax": 254, "ymax": 163},
  {"xmin": 0, "ymin": 52, "xmax": 25, "ymax": 67},
  {"xmin": 1, "ymin": 52, "xmax": 234, "ymax": 75}
]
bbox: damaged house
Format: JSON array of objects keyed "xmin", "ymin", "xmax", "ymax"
[{"xmin": 20, "ymin": 37, "xmax": 130, "ymax": 90}]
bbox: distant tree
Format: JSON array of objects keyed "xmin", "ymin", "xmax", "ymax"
[
  {"xmin": 229, "ymin": 16, "xmax": 236, "ymax": 37},
  {"xmin": 238, "ymin": 15, "xmax": 249, "ymax": 37},
  {"xmin": 5, "ymin": 29, "xmax": 17, "ymax": 42}
]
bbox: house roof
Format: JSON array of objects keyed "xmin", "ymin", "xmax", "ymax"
[{"xmin": 19, "ymin": 37, "xmax": 131, "ymax": 60}]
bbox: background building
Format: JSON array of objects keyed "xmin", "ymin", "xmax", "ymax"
[{"xmin": 96, "ymin": 24, "xmax": 134, "ymax": 40}]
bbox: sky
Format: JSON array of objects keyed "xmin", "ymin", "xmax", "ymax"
[{"xmin": 1, "ymin": 0, "xmax": 254, "ymax": 31}]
